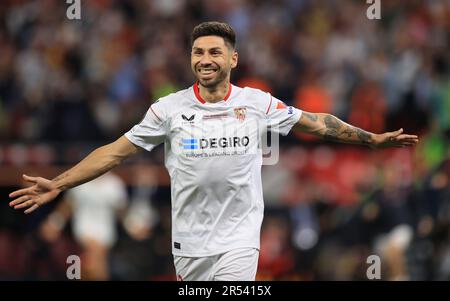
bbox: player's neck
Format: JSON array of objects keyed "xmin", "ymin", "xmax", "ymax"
[{"xmin": 198, "ymin": 81, "xmax": 230, "ymax": 103}]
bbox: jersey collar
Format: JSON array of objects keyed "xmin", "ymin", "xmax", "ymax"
[{"xmin": 193, "ymin": 81, "xmax": 232, "ymax": 104}]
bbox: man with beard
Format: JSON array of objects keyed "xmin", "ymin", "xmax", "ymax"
[{"xmin": 9, "ymin": 21, "xmax": 418, "ymax": 281}]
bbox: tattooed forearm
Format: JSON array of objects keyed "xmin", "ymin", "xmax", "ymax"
[
  {"xmin": 296, "ymin": 112, "xmax": 376, "ymax": 146},
  {"xmin": 356, "ymin": 128, "xmax": 372, "ymax": 145},
  {"xmin": 342, "ymin": 128, "xmax": 354, "ymax": 138},
  {"xmin": 296, "ymin": 112, "xmax": 319, "ymax": 132},
  {"xmin": 303, "ymin": 112, "xmax": 318, "ymax": 122},
  {"xmin": 321, "ymin": 114, "xmax": 373, "ymax": 145},
  {"xmin": 323, "ymin": 115, "xmax": 341, "ymax": 141}
]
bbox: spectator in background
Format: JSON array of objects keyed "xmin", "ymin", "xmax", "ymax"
[
  {"xmin": 257, "ymin": 215, "xmax": 296, "ymax": 280},
  {"xmin": 39, "ymin": 172, "xmax": 129, "ymax": 280},
  {"xmin": 348, "ymin": 81, "xmax": 387, "ymax": 135},
  {"xmin": 293, "ymin": 67, "xmax": 332, "ymax": 142}
]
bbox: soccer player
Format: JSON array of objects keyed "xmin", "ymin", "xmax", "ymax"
[
  {"xmin": 39, "ymin": 172, "xmax": 128, "ymax": 280},
  {"xmin": 8, "ymin": 21, "xmax": 418, "ymax": 281}
]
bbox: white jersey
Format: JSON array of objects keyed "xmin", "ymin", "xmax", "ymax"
[{"xmin": 125, "ymin": 83, "xmax": 302, "ymax": 256}]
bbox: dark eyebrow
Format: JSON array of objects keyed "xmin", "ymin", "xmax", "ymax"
[{"xmin": 192, "ymin": 46, "xmax": 223, "ymax": 51}]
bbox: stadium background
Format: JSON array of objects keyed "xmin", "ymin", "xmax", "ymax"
[{"xmin": 0, "ymin": 0, "xmax": 449, "ymax": 280}]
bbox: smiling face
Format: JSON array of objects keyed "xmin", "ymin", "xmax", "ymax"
[{"xmin": 191, "ymin": 36, "xmax": 238, "ymax": 88}]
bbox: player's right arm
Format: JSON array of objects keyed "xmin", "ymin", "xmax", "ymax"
[{"xmin": 9, "ymin": 135, "xmax": 140, "ymax": 214}]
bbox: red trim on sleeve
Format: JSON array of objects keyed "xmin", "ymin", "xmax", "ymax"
[
  {"xmin": 265, "ymin": 95, "xmax": 273, "ymax": 114},
  {"xmin": 193, "ymin": 81, "xmax": 232, "ymax": 104},
  {"xmin": 150, "ymin": 106, "xmax": 162, "ymax": 122}
]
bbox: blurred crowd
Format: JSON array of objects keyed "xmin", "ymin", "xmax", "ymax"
[{"xmin": 0, "ymin": 0, "xmax": 449, "ymax": 280}]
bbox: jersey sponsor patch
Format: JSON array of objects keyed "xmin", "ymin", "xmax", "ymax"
[{"xmin": 181, "ymin": 136, "xmax": 250, "ymax": 150}]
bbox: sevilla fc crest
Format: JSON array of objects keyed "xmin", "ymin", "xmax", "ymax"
[{"xmin": 234, "ymin": 107, "xmax": 246, "ymax": 121}]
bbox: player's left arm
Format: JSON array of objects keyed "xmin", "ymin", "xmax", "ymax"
[{"xmin": 292, "ymin": 111, "xmax": 419, "ymax": 148}]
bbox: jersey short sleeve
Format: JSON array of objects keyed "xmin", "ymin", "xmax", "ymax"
[
  {"xmin": 265, "ymin": 94, "xmax": 302, "ymax": 136},
  {"xmin": 124, "ymin": 101, "xmax": 168, "ymax": 152}
]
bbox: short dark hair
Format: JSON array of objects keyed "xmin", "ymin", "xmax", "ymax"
[{"xmin": 191, "ymin": 21, "xmax": 236, "ymax": 49}]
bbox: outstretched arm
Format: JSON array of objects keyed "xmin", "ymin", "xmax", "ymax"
[
  {"xmin": 293, "ymin": 111, "xmax": 419, "ymax": 148},
  {"xmin": 9, "ymin": 136, "xmax": 141, "ymax": 214}
]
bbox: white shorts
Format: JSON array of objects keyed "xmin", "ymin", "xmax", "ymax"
[{"xmin": 173, "ymin": 248, "xmax": 259, "ymax": 281}]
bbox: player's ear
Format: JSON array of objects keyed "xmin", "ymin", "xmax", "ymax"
[{"xmin": 231, "ymin": 50, "xmax": 238, "ymax": 69}]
